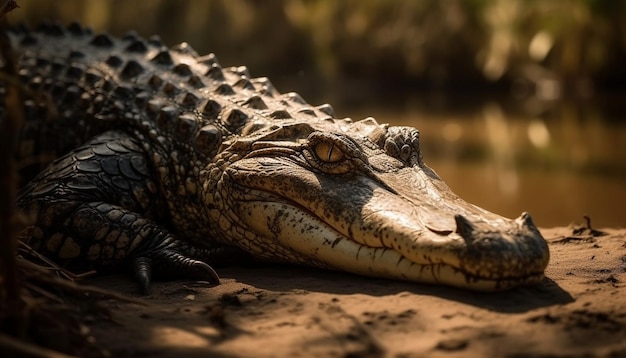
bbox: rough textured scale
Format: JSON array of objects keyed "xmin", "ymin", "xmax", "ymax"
[{"xmin": 2, "ymin": 23, "xmax": 549, "ymax": 293}]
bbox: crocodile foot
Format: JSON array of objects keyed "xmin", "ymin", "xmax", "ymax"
[
  {"xmin": 132, "ymin": 244, "xmax": 248, "ymax": 294},
  {"xmin": 132, "ymin": 252, "xmax": 216, "ymax": 295}
]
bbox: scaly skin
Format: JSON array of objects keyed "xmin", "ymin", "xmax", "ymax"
[{"xmin": 2, "ymin": 23, "xmax": 549, "ymax": 293}]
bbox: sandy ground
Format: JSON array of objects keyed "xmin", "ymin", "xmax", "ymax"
[{"xmin": 86, "ymin": 226, "xmax": 626, "ymax": 358}]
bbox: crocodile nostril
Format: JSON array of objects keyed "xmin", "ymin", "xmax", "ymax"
[{"xmin": 517, "ymin": 212, "xmax": 538, "ymax": 231}]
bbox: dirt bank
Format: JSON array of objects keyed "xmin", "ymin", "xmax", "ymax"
[{"xmin": 86, "ymin": 227, "xmax": 626, "ymax": 357}]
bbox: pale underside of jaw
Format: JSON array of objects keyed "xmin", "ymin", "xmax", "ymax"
[{"xmin": 238, "ymin": 200, "xmax": 543, "ymax": 291}]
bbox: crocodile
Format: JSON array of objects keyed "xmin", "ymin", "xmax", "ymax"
[{"xmin": 2, "ymin": 23, "xmax": 549, "ymax": 293}]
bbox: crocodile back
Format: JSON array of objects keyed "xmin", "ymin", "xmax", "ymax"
[{"xmin": 4, "ymin": 22, "xmax": 336, "ymax": 184}]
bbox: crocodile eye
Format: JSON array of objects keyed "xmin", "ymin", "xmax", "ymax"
[
  {"xmin": 304, "ymin": 132, "xmax": 360, "ymax": 174},
  {"xmin": 313, "ymin": 142, "xmax": 344, "ymax": 163}
]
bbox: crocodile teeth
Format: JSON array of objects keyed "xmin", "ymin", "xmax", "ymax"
[{"xmin": 454, "ymin": 214, "xmax": 475, "ymax": 243}]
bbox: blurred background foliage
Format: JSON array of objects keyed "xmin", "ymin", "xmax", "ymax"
[
  {"xmin": 11, "ymin": 0, "xmax": 626, "ymax": 96},
  {"xmin": 8, "ymin": 0, "xmax": 626, "ymax": 227}
]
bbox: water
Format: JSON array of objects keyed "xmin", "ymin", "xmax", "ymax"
[{"xmin": 337, "ymin": 95, "xmax": 626, "ymax": 228}]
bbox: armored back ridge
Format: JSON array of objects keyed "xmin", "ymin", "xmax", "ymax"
[{"xmin": 3, "ymin": 23, "xmax": 549, "ymax": 294}]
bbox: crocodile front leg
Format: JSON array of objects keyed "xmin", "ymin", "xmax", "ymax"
[{"xmin": 18, "ymin": 131, "xmax": 225, "ymax": 294}]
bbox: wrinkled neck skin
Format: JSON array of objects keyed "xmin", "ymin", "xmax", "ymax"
[{"xmin": 200, "ymin": 118, "xmax": 550, "ymax": 291}]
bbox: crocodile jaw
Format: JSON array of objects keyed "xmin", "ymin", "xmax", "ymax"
[
  {"xmin": 214, "ymin": 154, "xmax": 549, "ymax": 291},
  {"xmin": 238, "ymin": 200, "xmax": 546, "ymax": 291}
]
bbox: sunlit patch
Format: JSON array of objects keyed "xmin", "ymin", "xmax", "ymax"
[
  {"xmin": 527, "ymin": 119, "xmax": 550, "ymax": 148},
  {"xmin": 528, "ymin": 31, "xmax": 553, "ymax": 61},
  {"xmin": 151, "ymin": 325, "xmax": 220, "ymax": 348}
]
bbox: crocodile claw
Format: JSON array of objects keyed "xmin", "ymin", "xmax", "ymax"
[
  {"xmin": 132, "ymin": 243, "xmax": 222, "ymax": 294},
  {"xmin": 133, "ymin": 257, "xmax": 153, "ymax": 295}
]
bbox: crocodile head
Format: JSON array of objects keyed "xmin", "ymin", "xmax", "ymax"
[{"xmin": 202, "ymin": 117, "xmax": 549, "ymax": 291}]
